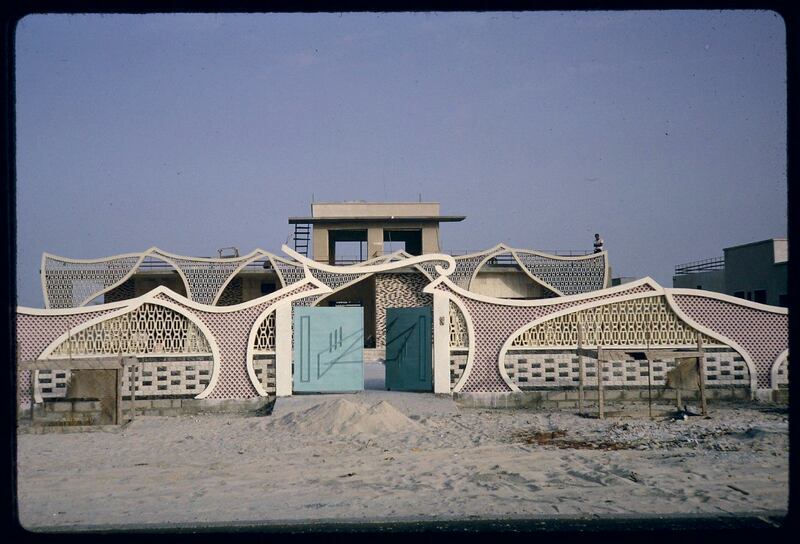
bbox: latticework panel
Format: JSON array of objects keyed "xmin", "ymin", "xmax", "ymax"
[
  {"xmin": 774, "ymin": 356, "xmax": 789, "ymax": 388},
  {"xmin": 511, "ymin": 296, "xmax": 717, "ymax": 348},
  {"xmin": 514, "ymin": 252, "xmax": 606, "ymax": 295},
  {"xmin": 158, "ymin": 254, "xmax": 249, "ymax": 305},
  {"xmin": 121, "ymin": 358, "xmax": 214, "ymax": 397},
  {"xmin": 450, "ymin": 350, "xmax": 468, "ymax": 390},
  {"xmin": 252, "ymin": 355, "xmax": 277, "ymax": 395},
  {"xmin": 417, "ymin": 259, "xmax": 455, "ymax": 282},
  {"xmin": 104, "ymin": 278, "xmax": 136, "ymax": 303},
  {"xmin": 433, "ymin": 281, "xmax": 658, "ymax": 393},
  {"xmin": 43, "ymin": 255, "xmax": 141, "ymax": 308},
  {"xmin": 216, "ymin": 277, "xmax": 244, "ymax": 306},
  {"xmin": 16, "ymin": 309, "xmax": 120, "ymax": 406},
  {"xmin": 449, "ymin": 301, "xmax": 468, "ymax": 348},
  {"xmin": 374, "ymin": 273, "xmax": 432, "ymax": 348},
  {"xmin": 153, "ymin": 281, "xmax": 315, "ymax": 399},
  {"xmin": 309, "ymin": 267, "xmax": 365, "ymax": 291},
  {"xmin": 274, "ymin": 260, "xmax": 306, "ymax": 287},
  {"xmin": 503, "ymin": 348, "xmax": 748, "ymax": 389},
  {"xmin": 671, "ymin": 295, "xmax": 788, "ymax": 389},
  {"xmin": 252, "ymin": 311, "xmax": 276, "ymax": 352},
  {"xmin": 49, "ymin": 303, "xmax": 212, "ymax": 357}
]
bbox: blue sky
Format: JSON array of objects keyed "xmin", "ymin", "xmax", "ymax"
[{"xmin": 14, "ymin": 11, "xmax": 786, "ymax": 307}]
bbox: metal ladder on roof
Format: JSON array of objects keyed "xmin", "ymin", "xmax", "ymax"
[{"xmin": 293, "ymin": 223, "xmax": 311, "ymax": 257}]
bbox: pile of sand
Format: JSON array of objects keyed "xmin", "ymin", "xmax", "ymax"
[{"xmin": 266, "ymin": 398, "xmax": 420, "ymax": 436}]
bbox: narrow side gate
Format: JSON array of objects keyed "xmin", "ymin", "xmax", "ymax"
[
  {"xmin": 293, "ymin": 307, "xmax": 364, "ymax": 393},
  {"xmin": 385, "ymin": 307, "xmax": 432, "ymax": 392}
]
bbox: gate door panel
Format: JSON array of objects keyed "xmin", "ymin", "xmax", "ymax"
[
  {"xmin": 293, "ymin": 307, "xmax": 364, "ymax": 393},
  {"xmin": 385, "ymin": 307, "xmax": 432, "ymax": 391}
]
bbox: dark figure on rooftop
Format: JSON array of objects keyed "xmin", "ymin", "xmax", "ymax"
[{"xmin": 593, "ymin": 233, "xmax": 604, "ymax": 253}]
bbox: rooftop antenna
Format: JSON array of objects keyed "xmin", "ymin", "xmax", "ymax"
[{"xmin": 418, "ymin": 192, "xmax": 421, "ymax": 202}]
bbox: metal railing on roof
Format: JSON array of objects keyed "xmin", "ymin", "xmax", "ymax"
[
  {"xmin": 674, "ymin": 257, "xmax": 725, "ymax": 275},
  {"xmin": 445, "ymin": 249, "xmax": 594, "ymax": 257},
  {"xmin": 138, "ymin": 256, "xmax": 275, "ymax": 271}
]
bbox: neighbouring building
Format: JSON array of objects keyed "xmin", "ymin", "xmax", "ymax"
[{"xmin": 672, "ymin": 238, "xmax": 788, "ymax": 307}]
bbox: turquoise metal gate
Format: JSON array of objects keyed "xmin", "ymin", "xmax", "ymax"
[
  {"xmin": 385, "ymin": 307, "xmax": 432, "ymax": 392},
  {"xmin": 293, "ymin": 307, "xmax": 364, "ymax": 393}
]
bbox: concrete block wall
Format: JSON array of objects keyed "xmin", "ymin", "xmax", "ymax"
[{"xmin": 454, "ymin": 386, "xmax": 750, "ymax": 410}]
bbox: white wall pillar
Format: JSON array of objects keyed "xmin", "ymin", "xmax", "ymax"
[
  {"xmin": 274, "ymin": 302, "xmax": 293, "ymax": 396},
  {"xmin": 433, "ymin": 293, "xmax": 451, "ymax": 394}
]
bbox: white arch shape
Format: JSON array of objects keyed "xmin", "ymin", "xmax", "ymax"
[
  {"xmin": 34, "ymin": 291, "xmax": 222, "ymax": 400},
  {"xmin": 663, "ymin": 292, "xmax": 760, "ymax": 395},
  {"xmin": 770, "ymin": 349, "xmax": 789, "ymax": 391},
  {"xmin": 41, "ymin": 250, "xmax": 149, "ymax": 309},
  {"xmin": 510, "ymin": 248, "xmax": 610, "ymax": 294},
  {"xmin": 41, "ymin": 247, "xmax": 288, "ymax": 309},
  {"xmin": 465, "ymin": 245, "xmax": 565, "ymax": 296},
  {"xmin": 29, "ymin": 274, "xmax": 333, "ymax": 400},
  {"xmin": 447, "ymin": 293, "xmax": 477, "ymax": 393},
  {"xmin": 424, "ymin": 275, "xmax": 663, "ymax": 393},
  {"xmin": 281, "ymin": 245, "xmax": 456, "ymax": 278},
  {"xmin": 243, "ymin": 276, "xmax": 333, "ymax": 396}
]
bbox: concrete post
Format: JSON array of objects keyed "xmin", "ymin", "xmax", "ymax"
[
  {"xmin": 274, "ymin": 302, "xmax": 293, "ymax": 397},
  {"xmin": 432, "ymin": 293, "xmax": 451, "ymax": 394},
  {"xmin": 367, "ymin": 227, "xmax": 383, "ymax": 259}
]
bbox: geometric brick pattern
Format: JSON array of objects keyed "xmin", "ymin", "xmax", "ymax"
[
  {"xmin": 510, "ymin": 296, "xmax": 718, "ymax": 348},
  {"xmin": 49, "ymin": 303, "xmax": 212, "ymax": 357},
  {"xmin": 671, "ymin": 294, "xmax": 789, "ymax": 389},
  {"xmin": 216, "ymin": 277, "xmax": 244, "ymax": 306},
  {"xmin": 104, "ymin": 277, "xmax": 136, "ymax": 303},
  {"xmin": 513, "ymin": 250, "xmax": 607, "ymax": 295},
  {"xmin": 774, "ymin": 356, "xmax": 789, "ymax": 388},
  {"xmin": 449, "ymin": 301, "xmax": 468, "ymax": 348},
  {"xmin": 252, "ymin": 355, "xmax": 277, "ymax": 396},
  {"xmin": 449, "ymin": 351, "xmax": 468, "ymax": 390},
  {"xmin": 438, "ymin": 281, "xmax": 658, "ymax": 392},
  {"xmin": 152, "ymin": 282, "xmax": 314, "ymax": 399},
  {"xmin": 374, "ymin": 273, "xmax": 432, "ymax": 348},
  {"xmin": 274, "ymin": 259, "xmax": 306, "ymax": 287},
  {"xmin": 43, "ymin": 254, "xmax": 142, "ymax": 308},
  {"xmin": 159, "ymin": 253, "xmax": 251, "ymax": 306},
  {"xmin": 16, "ymin": 309, "xmax": 120, "ymax": 406},
  {"xmin": 503, "ymin": 348, "xmax": 748, "ymax": 389},
  {"xmin": 120, "ymin": 358, "xmax": 214, "ymax": 398},
  {"xmin": 252, "ymin": 311, "xmax": 276, "ymax": 352}
]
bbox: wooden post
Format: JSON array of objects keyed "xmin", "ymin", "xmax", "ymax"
[
  {"xmin": 646, "ymin": 331, "xmax": 653, "ymax": 420},
  {"xmin": 29, "ymin": 367, "xmax": 36, "ymax": 425},
  {"xmin": 597, "ymin": 346, "xmax": 604, "ymax": 420},
  {"xmin": 129, "ymin": 359, "xmax": 137, "ymax": 422},
  {"xmin": 115, "ymin": 357, "xmax": 123, "ymax": 425},
  {"xmin": 577, "ymin": 324, "xmax": 585, "ymax": 415},
  {"xmin": 697, "ymin": 337, "xmax": 708, "ymax": 416}
]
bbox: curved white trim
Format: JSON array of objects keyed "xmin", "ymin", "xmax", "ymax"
[
  {"xmin": 34, "ymin": 295, "xmax": 223, "ymax": 400},
  {"xmin": 18, "ymin": 298, "xmax": 134, "ymax": 316},
  {"xmin": 41, "ymin": 247, "xmax": 289, "ymax": 309},
  {"xmin": 41, "ymin": 249, "xmax": 150, "ymax": 310},
  {"xmin": 448, "ymin": 294, "xmax": 477, "ymax": 393},
  {"xmin": 466, "ymin": 247, "xmax": 508, "ymax": 290},
  {"xmin": 770, "ymin": 349, "xmax": 789, "ymax": 390},
  {"xmin": 507, "ymin": 249, "xmax": 565, "ymax": 296},
  {"xmin": 664, "ymin": 292, "xmax": 758, "ymax": 394},
  {"xmin": 510, "ymin": 248, "xmax": 608, "ymax": 294},
  {"xmin": 244, "ymin": 285, "xmax": 326, "ymax": 397},
  {"xmin": 423, "ymin": 274, "xmax": 662, "ymax": 308},
  {"xmin": 209, "ymin": 249, "xmax": 275, "ymax": 306},
  {"xmin": 666, "ymin": 288, "xmax": 789, "ymax": 315},
  {"xmin": 281, "ymin": 244, "xmax": 457, "ymax": 277},
  {"xmin": 495, "ymin": 289, "xmax": 668, "ymax": 391},
  {"xmin": 453, "ymin": 243, "xmax": 510, "ymax": 261}
]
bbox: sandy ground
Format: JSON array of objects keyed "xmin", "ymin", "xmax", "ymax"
[{"xmin": 16, "ymin": 384, "xmax": 788, "ymax": 531}]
